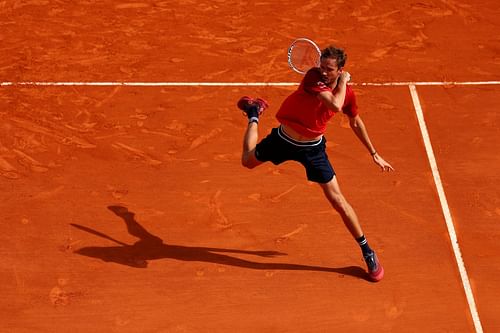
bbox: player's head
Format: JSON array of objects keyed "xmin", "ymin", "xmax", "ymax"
[
  {"xmin": 319, "ymin": 46, "xmax": 347, "ymax": 84},
  {"xmin": 320, "ymin": 46, "xmax": 347, "ymax": 69}
]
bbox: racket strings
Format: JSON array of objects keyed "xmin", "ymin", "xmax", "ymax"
[{"xmin": 288, "ymin": 40, "xmax": 321, "ymax": 74}]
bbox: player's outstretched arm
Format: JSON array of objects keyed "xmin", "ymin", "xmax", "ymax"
[{"xmin": 349, "ymin": 115, "xmax": 394, "ymax": 172}]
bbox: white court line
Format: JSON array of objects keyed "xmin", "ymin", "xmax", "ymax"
[
  {"xmin": 0, "ymin": 80, "xmax": 500, "ymax": 86},
  {"xmin": 409, "ymin": 85, "xmax": 483, "ymax": 333}
]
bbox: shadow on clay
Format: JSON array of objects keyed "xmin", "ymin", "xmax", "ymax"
[{"xmin": 71, "ymin": 205, "xmax": 369, "ymax": 281}]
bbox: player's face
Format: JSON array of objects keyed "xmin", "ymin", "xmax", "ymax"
[{"xmin": 320, "ymin": 57, "xmax": 342, "ymax": 85}]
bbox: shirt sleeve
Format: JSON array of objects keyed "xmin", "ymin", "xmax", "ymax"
[
  {"xmin": 342, "ymin": 85, "xmax": 359, "ymax": 117},
  {"xmin": 303, "ymin": 68, "xmax": 331, "ymax": 95}
]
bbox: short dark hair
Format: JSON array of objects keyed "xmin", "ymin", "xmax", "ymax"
[{"xmin": 320, "ymin": 46, "xmax": 347, "ymax": 68}]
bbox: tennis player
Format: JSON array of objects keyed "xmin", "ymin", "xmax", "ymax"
[{"xmin": 238, "ymin": 45, "xmax": 394, "ymax": 282}]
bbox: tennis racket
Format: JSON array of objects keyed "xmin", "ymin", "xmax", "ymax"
[{"xmin": 287, "ymin": 38, "xmax": 321, "ymax": 74}]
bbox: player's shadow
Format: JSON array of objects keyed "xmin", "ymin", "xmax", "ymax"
[{"xmin": 71, "ymin": 205, "xmax": 368, "ymax": 280}]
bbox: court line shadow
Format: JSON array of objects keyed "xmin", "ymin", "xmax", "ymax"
[{"xmin": 71, "ymin": 205, "xmax": 368, "ymax": 280}]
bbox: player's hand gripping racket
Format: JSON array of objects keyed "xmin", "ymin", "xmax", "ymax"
[{"xmin": 287, "ymin": 38, "xmax": 321, "ymax": 74}]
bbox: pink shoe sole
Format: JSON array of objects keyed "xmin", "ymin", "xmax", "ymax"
[
  {"xmin": 237, "ymin": 96, "xmax": 253, "ymax": 111},
  {"xmin": 369, "ymin": 265, "xmax": 384, "ymax": 282}
]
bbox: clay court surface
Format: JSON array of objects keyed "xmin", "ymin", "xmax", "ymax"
[{"xmin": 1, "ymin": 1, "xmax": 500, "ymax": 332}]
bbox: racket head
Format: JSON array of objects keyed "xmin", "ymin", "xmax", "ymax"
[{"xmin": 287, "ymin": 38, "xmax": 321, "ymax": 75}]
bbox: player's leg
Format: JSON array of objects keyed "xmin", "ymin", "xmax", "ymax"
[
  {"xmin": 299, "ymin": 140, "xmax": 384, "ymax": 282},
  {"xmin": 319, "ymin": 177, "xmax": 384, "ymax": 282},
  {"xmin": 299, "ymin": 140, "xmax": 364, "ymax": 238},
  {"xmin": 319, "ymin": 177, "xmax": 362, "ymax": 238},
  {"xmin": 242, "ymin": 121, "xmax": 262, "ymax": 169},
  {"xmin": 237, "ymin": 96, "xmax": 268, "ymax": 169}
]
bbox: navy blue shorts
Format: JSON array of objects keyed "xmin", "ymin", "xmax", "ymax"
[{"xmin": 255, "ymin": 126, "xmax": 335, "ymax": 183}]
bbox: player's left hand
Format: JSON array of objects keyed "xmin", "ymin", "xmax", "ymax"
[{"xmin": 373, "ymin": 154, "xmax": 394, "ymax": 172}]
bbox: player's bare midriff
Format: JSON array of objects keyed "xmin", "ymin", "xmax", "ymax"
[{"xmin": 281, "ymin": 124, "xmax": 323, "ymax": 142}]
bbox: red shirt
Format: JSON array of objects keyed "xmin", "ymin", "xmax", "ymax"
[{"xmin": 276, "ymin": 68, "xmax": 358, "ymax": 137}]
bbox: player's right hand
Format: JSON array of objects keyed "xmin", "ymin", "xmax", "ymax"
[{"xmin": 340, "ymin": 71, "xmax": 351, "ymax": 83}]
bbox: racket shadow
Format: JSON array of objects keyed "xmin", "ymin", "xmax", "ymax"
[{"xmin": 71, "ymin": 205, "xmax": 369, "ymax": 280}]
